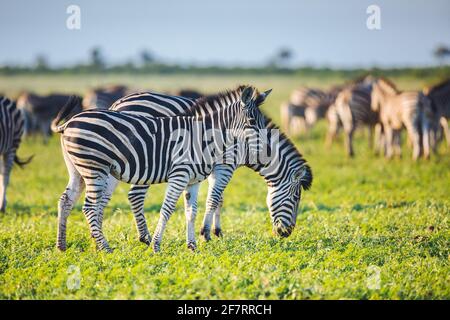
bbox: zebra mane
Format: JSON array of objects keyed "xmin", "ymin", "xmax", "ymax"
[
  {"xmin": 427, "ymin": 78, "xmax": 450, "ymax": 95},
  {"xmin": 183, "ymin": 85, "xmax": 260, "ymax": 116},
  {"xmin": 377, "ymin": 77, "xmax": 400, "ymax": 94}
]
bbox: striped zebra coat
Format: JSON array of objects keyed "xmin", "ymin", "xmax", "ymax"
[
  {"xmin": 0, "ymin": 96, "xmax": 32, "ymax": 212},
  {"xmin": 326, "ymin": 82, "xmax": 378, "ymax": 156},
  {"xmin": 281, "ymin": 87, "xmax": 330, "ymax": 135},
  {"xmin": 372, "ymin": 78, "xmax": 433, "ymax": 160},
  {"xmin": 53, "ymin": 86, "xmax": 278, "ymax": 252},
  {"xmin": 109, "ymin": 90, "xmax": 312, "ymax": 243}
]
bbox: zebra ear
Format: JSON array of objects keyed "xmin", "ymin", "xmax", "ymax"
[
  {"xmin": 256, "ymin": 89, "xmax": 272, "ymax": 106},
  {"xmin": 241, "ymin": 86, "xmax": 254, "ymax": 106}
]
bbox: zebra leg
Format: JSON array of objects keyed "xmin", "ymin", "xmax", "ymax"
[
  {"xmin": 212, "ymin": 197, "xmax": 224, "ymax": 237},
  {"xmin": 97, "ymin": 175, "xmax": 119, "ymax": 230},
  {"xmin": 0, "ymin": 152, "xmax": 15, "ymax": 213},
  {"xmin": 56, "ymin": 170, "xmax": 84, "ymax": 251},
  {"xmin": 384, "ymin": 125, "xmax": 394, "ymax": 159},
  {"xmin": 0, "ymin": 156, "xmax": 5, "ymax": 212},
  {"xmin": 201, "ymin": 166, "xmax": 234, "ymax": 241},
  {"xmin": 396, "ymin": 130, "xmax": 403, "ymax": 158},
  {"xmin": 82, "ymin": 174, "xmax": 113, "ymax": 252},
  {"xmin": 440, "ymin": 117, "xmax": 450, "ymax": 148},
  {"xmin": 56, "ymin": 141, "xmax": 85, "ymax": 251},
  {"xmin": 184, "ymin": 183, "xmax": 200, "ymax": 251},
  {"xmin": 344, "ymin": 127, "xmax": 355, "ymax": 157},
  {"xmin": 127, "ymin": 185, "xmax": 151, "ymax": 245},
  {"xmin": 152, "ymin": 177, "xmax": 188, "ymax": 253},
  {"xmin": 407, "ymin": 126, "xmax": 421, "ymax": 161},
  {"xmin": 422, "ymin": 121, "xmax": 431, "ymax": 160}
]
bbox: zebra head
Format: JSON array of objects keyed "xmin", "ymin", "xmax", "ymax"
[
  {"xmin": 237, "ymin": 86, "xmax": 272, "ymax": 160},
  {"xmin": 267, "ymin": 161, "xmax": 313, "ymax": 238}
]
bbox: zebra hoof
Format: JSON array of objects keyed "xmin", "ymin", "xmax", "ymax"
[
  {"xmin": 213, "ymin": 228, "xmax": 223, "ymax": 237},
  {"xmin": 56, "ymin": 244, "xmax": 67, "ymax": 252},
  {"xmin": 139, "ymin": 234, "xmax": 151, "ymax": 246},
  {"xmin": 152, "ymin": 243, "xmax": 161, "ymax": 253},
  {"xmin": 187, "ymin": 242, "xmax": 197, "ymax": 251},
  {"xmin": 103, "ymin": 247, "xmax": 114, "ymax": 253},
  {"xmin": 200, "ymin": 227, "xmax": 211, "ymax": 241}
]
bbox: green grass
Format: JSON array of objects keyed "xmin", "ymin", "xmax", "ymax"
[{"xmin": 0, "ymin": 74, "xmax": 449, "ymax": 299}]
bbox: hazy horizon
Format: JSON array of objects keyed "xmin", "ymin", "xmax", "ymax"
[{"xmin": 1, "ymin": 0, "xmax": 449, "ymax": 68}]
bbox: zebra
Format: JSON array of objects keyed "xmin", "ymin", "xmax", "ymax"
[
  {"xmin": 371, "ymin": 78, "xmax": 433, "ymax": 160},
  {"xmin": 52, "ymin": 86, "xmax": 278, "ymax": 252},
  {"xmin": 0, "ymin": 96, "xmax": 32, "ymax": 212},
  {"xmin": 16, "ymin": 92, "xmax": 81, "ymax": 143},
  {"xmin": 82, "ymin": 85, "xmax": 129, "ymax": 110},
  {"xmin": 326, "ymin": 81, "xmax": 378, "ymax": 157},
  {"xmin": 281, "ymin": 87, "xmax": 330, "ymax": 135},
  {"xmin": 424, "ymin": 78, "xmax": 450, "ymax": 148},
  {"xmin": 109, "ymin": 90, "xmax": 312, "ymax": 243}
]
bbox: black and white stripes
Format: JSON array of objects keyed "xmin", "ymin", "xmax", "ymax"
[
  {"xmin": 54, "ymin": 86, "xmax": 276, "ymax": 252},
  {"xmin": 0, "ymin": 96, "xmax": 31, "ymax": 212}
]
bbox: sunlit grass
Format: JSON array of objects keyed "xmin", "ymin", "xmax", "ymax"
[{"xmin": 0, "ymin": 74, "xmax": 449, "ymax": 299}]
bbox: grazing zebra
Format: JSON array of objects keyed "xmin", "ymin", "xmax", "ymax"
[
  {"xmin": 16, "ymin": 92, "xmax": 81, "ymax": 143},
  {"xmin": 109, "ymin": 90, "xmax": 312, "ymax": 243},
  {"xmin": 53, "ymin": 86, "xmax": 276, "ymax": 252},
  {"xmin": 425, "ymin": 78, "xmax": 450, "ymax": 148},
  {"xmin": 327, "ymin": 82, "xmax": 378, "ymax": 156},
  {"xmin": 82, "ymin": 85, "xmax": 129, "ymax": 110},
  {"xmin": 371, "ymin": 78, "xmax": 433, "ymax": 160},
  {"xmin": 0, "ymin": 96, "xmax": 32, "ymax": 212}
]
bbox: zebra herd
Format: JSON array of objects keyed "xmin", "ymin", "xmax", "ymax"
[
  {"xmin": 0, "ymin": 85, "xmax": 313, "ymax": 252},
  {"xmin": 282, "ymin": 76, "xmax": 450, "ymax": 160},
  {"xmin": 1, "ymin": 76, "xmax": 448, "ymax": 253}
]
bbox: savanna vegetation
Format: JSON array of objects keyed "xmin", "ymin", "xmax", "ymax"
[{"xmin": 0, "ymin": 73, "xmax": 448, "ymax": 299}]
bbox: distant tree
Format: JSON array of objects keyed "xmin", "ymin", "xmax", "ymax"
[
  {"xmin": 140, "ymin": 49, "xmax": 155, "ymax": 65},
  {"xmin": 434, "ymin": 45, "xmax": 450, "ymax": 65},
  {"xmin": 268, "ymin": 47, "xmax": 294, "ymax": 68},
  {"xmin": 89, "ymin": 47, "xmax": 105, "ymax": 69},
  {"xmin": 34, "ymin": 54, "xmax": 49, "ymax": 71}
]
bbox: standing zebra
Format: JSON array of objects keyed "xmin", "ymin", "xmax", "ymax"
[
  {"xmin": 425, "ymin": 78, "xmax": 450, "ymax": 148},
  {"xmin": 109, "ymin": 89, "xmax": 312, "ymax": 243},
  {"xmin": 281, "ymin": 87, "xmax": 329, "ymax": 135},
  {"xmin": 0, "ymin": 96, "xmax": 32, "ymax": 212},
  {"xmin": 327, "ymin": 81, "xmax": 378, "ymax": 157},
  {"xmin": 371, "ymin": 78, "xmax": 433, "ymax": 160},
  {"xmin": 53, "ymin": 86, "xmax": 276, "ymax": 252},
  {"xmin": 16, "ymin": 92, "xmax": 81, "ymax": 143}
]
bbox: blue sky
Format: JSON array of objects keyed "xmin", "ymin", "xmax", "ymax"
[{"xmin": 0, "ymin": 0, "xmax": 449, "ymax": 68}]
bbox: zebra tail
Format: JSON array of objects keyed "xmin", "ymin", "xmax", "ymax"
[
  {"xmin": 14, "ymin": 154, "xmax": 34, "ymax": 168},
  {"xmin": 51, "ymin": 95, "xmax": 82, "ymax": 133},
  {"xmin": 300, "ymin": 163, "xmax": 313, "ymax": 191}
]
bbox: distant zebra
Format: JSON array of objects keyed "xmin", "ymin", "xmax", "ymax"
[
  {"xmin": 82, "ymin": 85, "xmax": 129, "ymax": 110},
  {"xmin": 281, "ymin": 87, "xmax": 330, "ymax": 135},
  {"xmin": 372, "ymin": 78, "xmax": 433, "ymax": 160},
  {"xmin": 16, "ymin": 92, "xmax": 81, "ymax": 143},
  {"xmin": 327, "ymin": 82, "xmax": 378, "ymax": 156},
  {"xmin": 52, "ymin": 86, "xmax": 275, "ymax": 252},
  {"xmin": 425, "ymin": 78, "xmax": 450, "ymax": 148},
  {"xmin": 0, "ymin": 96, "xmax": 32, "ymax": 212}
]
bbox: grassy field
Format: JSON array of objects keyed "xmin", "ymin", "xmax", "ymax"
[{"xmin": 0, "ymin": 74, "xmax": 449, "ymax": 299}]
